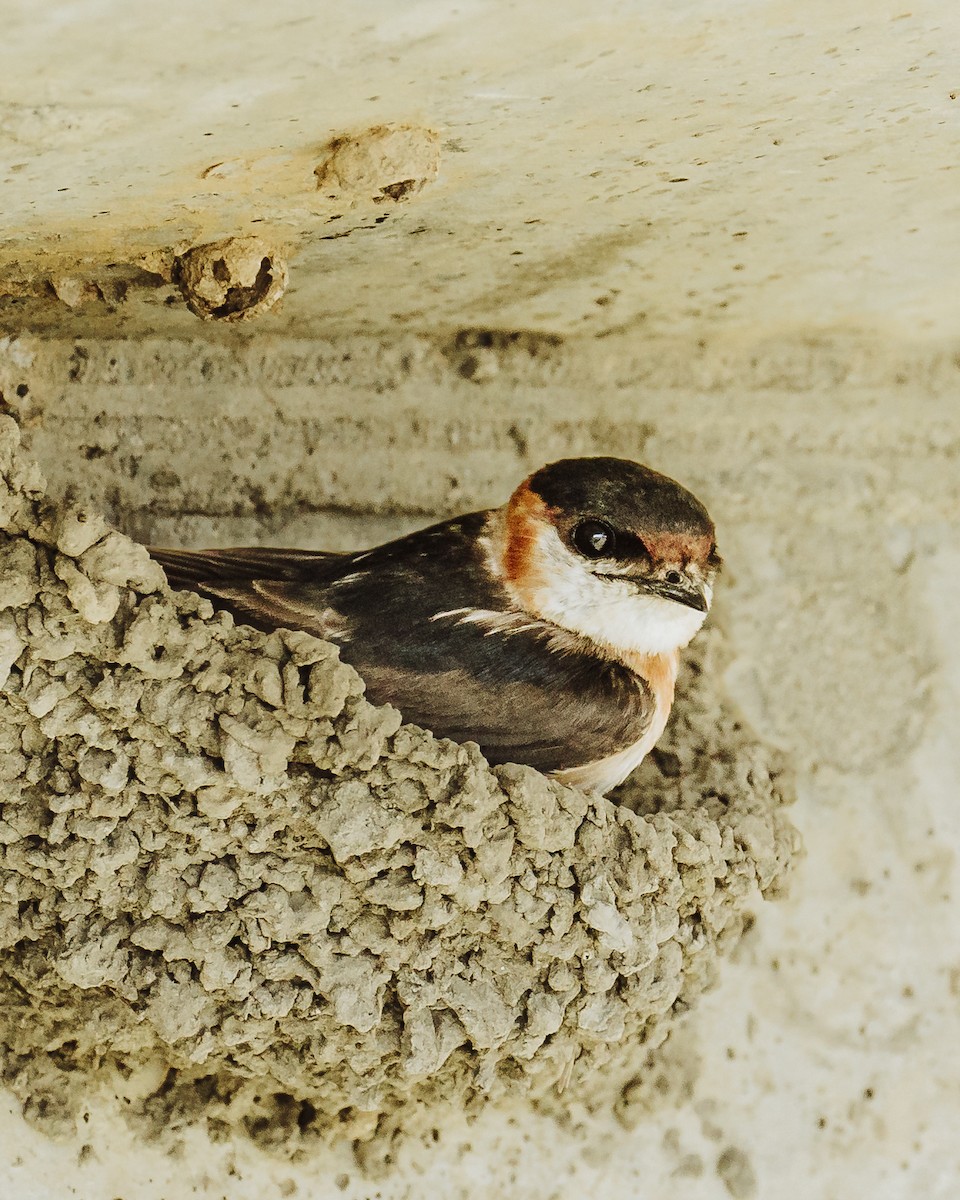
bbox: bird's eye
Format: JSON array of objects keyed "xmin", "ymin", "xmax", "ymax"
[
  {"xmin": 665, "ymin": 569, "xmax": 684, "ymax": 585},
  {"xmin": 572, "ymin": 519, "xmax": 616, "ymax": 558}
]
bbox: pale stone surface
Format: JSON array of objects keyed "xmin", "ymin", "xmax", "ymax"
[
  {"xmin": 1, "ymin": 0, "xmax": 959, "ymax": 338},
  {"xmin": 2, "ymin": 0, "xmax": 960, "ymax": 1196}
]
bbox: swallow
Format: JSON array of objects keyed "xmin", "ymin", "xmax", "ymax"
[{"xmin": 150, "ymin": 457, "xmax": 720, "ymax": 795}]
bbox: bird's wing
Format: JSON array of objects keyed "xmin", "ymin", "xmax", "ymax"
[
  {"xmin": 149, "ymin": 545, "xmax": 345, "ymax": 584},
  {"xmin": 352, "ymin": 636, "xmax": 654, "ymax": 774},
  {"xmin": 151, "ymin": 514, "xmax": 498, "ymax": 642},
  {"xmin": 150, "ymin": 545, "xmax": 357, "ymax": 639}
]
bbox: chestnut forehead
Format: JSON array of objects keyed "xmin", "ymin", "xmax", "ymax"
[{"xmin": 641, "ymin": 530, "xmax": 715, "ymax": 565}]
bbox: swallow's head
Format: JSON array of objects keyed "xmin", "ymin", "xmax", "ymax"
[{"xmin": 498, "ymin": 457, "xmax": 721, "ymax": 657}]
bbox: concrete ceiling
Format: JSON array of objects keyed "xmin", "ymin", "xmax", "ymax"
[{"xmin": 2, "ymin": 0, "xmax": 959, "ymax": 339}]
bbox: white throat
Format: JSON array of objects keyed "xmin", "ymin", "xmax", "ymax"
[{"xmin": 509, "ymin": 525, "xmax": 708, "ymax": 659}]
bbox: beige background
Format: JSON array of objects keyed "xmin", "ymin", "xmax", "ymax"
[{"xmin": 2, "ymin": 1, "xmax": 960, "ymax": 1197}]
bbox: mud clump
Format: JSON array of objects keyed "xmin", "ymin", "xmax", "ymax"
[
  {"xmin": 0, "ymin": 415, "xmax": 798, "ymax": 1150},
  {"xmin": 314, "ymin": 124, "xmax": 441, "ymax": 205},
  {"xmin": 172, "ymin": 237, "xmax": 288, "ymax": 322}
]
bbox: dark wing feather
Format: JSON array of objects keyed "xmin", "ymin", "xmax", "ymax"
[
  {"xmin": 149, "ymin": 545, "xmax": 345, "ymax": 584},
  {"xmin": 150, "ymin": 545, "xmax": 357, "ymax": 638},
  {"xmin": 355, "ymin": 651, "xmax": 652, "ymax": 773}
]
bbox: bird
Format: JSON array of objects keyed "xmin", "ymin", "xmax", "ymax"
[{"xmin": 150, "ymin": 457, "xmax": 720, "ymax": 795}]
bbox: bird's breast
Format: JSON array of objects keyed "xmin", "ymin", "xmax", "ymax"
[
  {"xmin": 624, "ymin": 648, "xmax": 680, "ymax": 713},
  {"xmin": 551, "ymin": 649, "xmax": 679, "ymax": 795}
]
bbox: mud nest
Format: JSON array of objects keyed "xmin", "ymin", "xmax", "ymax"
[{"xmin": 0, "ymin": 416, "xmax": 798, "ymax": 1150}]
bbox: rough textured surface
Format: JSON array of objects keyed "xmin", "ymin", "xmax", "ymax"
[
  {"xmin": 170, "ymin": 238, "xmax": 289, "ymax": 323},
  {"xmin": 314, "ymin": 124, "xmax": 442, "ymax": 204},
  {"xmin": 0, "ymin": 415, "xmax": 795, "ymax": 1156},
  {"xmin": 3, "ymin": 0, "xmax": 960, "ymax": 1194},
  {"xmin": 0, "ymin": 327, "xmax": 955, "ymax": 1198}
]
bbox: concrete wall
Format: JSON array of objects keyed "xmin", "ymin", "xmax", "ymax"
[
  {"xmin": 3, "ymin": 1, "xmax": 960, "ymax": 341},
  {"xmin": 3, "ymin": 0, "xmax": 960, "ymax": 1196},
  {"xmin": 1, "ymin": 328, "xmax": 958, "ymax": 1198}
]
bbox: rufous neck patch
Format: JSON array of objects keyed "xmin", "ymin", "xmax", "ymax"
[{"xmin": 502, "ymin": 481, "xmax": 555, "ymax": 588}]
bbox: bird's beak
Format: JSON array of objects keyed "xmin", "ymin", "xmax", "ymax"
[{"xmin": 643, "ymin": 577, "xmax": 709, "ymax": 612}]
